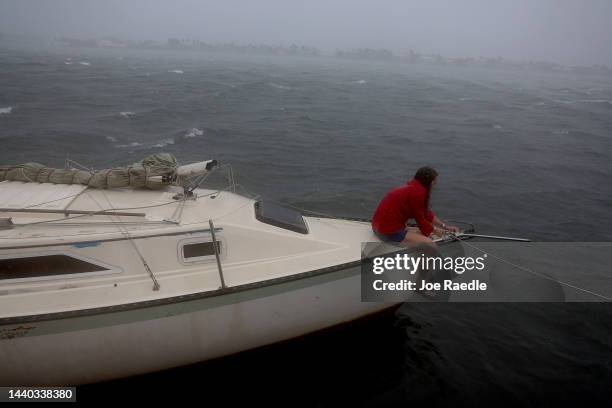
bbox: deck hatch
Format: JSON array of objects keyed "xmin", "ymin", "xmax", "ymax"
[{"xmin": 254, "ymin": 201, "xmax": 309, "ymax": 234}]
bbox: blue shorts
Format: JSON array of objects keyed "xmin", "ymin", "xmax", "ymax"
[{"xmin": 373, "ymin": 229, "xmax": 407, "ymax": 243}]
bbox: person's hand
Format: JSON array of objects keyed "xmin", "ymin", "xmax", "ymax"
[
  {"xmin": 446, "ymin": 225, "xmax": 460, "ymax": 233},
  {"xmin": 432, "ymin": 227, "xmax": 446, "ymax": 237}
]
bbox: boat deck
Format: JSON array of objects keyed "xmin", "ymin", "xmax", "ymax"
[{"xmin": 0, "ymin": 181, "xmax": 380, "ymax": 319}]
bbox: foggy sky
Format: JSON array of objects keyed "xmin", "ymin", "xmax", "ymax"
[{"xmin": 1, "ymin": 0, "xmax": 612, "ymax": 65}]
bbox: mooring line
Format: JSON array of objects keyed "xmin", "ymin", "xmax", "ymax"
[{"xmin": 450, "ymin": 233, "xmax": 611, "ymax": 301}]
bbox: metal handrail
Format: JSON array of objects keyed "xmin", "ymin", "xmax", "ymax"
[
  {"xmin": 0, "ymin": 207, "xmax": 146, "ymax": 217},
  {"xmin": 209, "ymin": 219, "xmax": 226, "ymax": 289}
]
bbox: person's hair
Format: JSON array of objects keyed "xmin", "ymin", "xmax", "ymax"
[{"xmin": 414, "ymin": 166, "xmax": 438, "ymax": 210}]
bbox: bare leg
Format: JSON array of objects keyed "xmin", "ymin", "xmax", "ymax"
[
  {"xmin": 399, "ymin": 228, "xmax": 438, "ymax": 297},
  {"xmin": 399, "ymin": 227, "xmax": 436, "ymax": 248}
]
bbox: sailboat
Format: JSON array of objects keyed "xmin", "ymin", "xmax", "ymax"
[{"xmin": 0, "ymin": 154, "xmax": 472, "ymax": 385}]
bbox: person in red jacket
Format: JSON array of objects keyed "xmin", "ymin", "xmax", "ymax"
[{"xmin": 372, "ymin": 166, "xmax": 459, "ymax": 246}]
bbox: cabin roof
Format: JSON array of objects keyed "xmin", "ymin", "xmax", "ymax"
[
  {"xmin": 0, "ymin": 181, "xmax": 88, "ymax": 211},
  {"xmin": 0, "ymin": 180, "xmax": 180, "ymax": 219}
]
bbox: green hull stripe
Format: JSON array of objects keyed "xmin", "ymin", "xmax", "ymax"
[{"xmin": 1, "ymin": 264, "xmax": 360, "ymax": 339}]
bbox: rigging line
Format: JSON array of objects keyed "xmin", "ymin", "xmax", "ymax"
[
  {"xmin": 169, "ymin": 194, "xmax": 187, "ymax": 223},
  {"xmin": 185, "ymin": 162, "xmax": 232, "ymax": 192},
  {"xmin": 228, "ymin": 167, "xmax": 355, "ymax": 219},
  {"xmin": 228, "ymin": 168, "xmax": 476, "ymax": 227},
  {"xmin": 93, "ymin": 190, "xmax": 160, "ymax": 291},
  {"xmin": 169, "ymin": 181, "xmax": 193, "ymax": 223},
  {"xmin": 180, "ymin": 193, "xmax": 261, "ymax": 226},
  {"xmin": 21, "ymin": 190, "xmax": 86, "ymax": 209},
  {"xmin": 64, "ymin": 158, "xmax": 94, "ymax": 172},
  {"xmin": 288, "ymin": 203, "xmax": 359, "ymax": 221},
  {"xmin": 268, "ymin": 197, "xmax": 361, "ymax": 221},
  {"xmin": 2, "ymin": 220, "xmax": 173, "ymax": 229},
  {"xmin": 169, "ymin": 184, "xmax": 257, "ymax": 227},
  {"xmin": 11, "ymin": 188, "xmax": 224, "ymax": 228},
  {"xmin": 19, "ymin": 167, "xmax": 36, "ymax": 183},
  {"xmin": 207, "ymin": 193, "xmax": 261, "ymax": 222},
  {"xmin": 10, "ymin": 199, "xmax": 183, "ymax": 227},
  {"xmin": 449, "ymin": 233, "xmax": 611, "ymax": 301}
]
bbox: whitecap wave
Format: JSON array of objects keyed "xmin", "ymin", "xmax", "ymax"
[
  {"xmin": 78, "ymin": 61, "xmax": 91, "ymax": 66},
  {"xmin": 0, "ymin": 107, "xmax": 13, "ymax": 115},
  {"xmin": 459, "ymin": 97, "xmax": 472, "ymax": 101},
  {"xmin": 105, "ymin": 136, "xmax": 117, "ymax": 143},
  {"xmin": 493, "ymin": 124, "xmax": 503, "ymax": 129},
  {"xmin": 353, "ymin": 79, "xmax": 367, "ymax": 84},
  {"xmin": 269, "ymin": 82, "xmax": 291, "ymax": 90},
  {"xmin": 168, "ymin": 69, "xmax": 184, "ymax": 74},
  {"xmin": 153, "ymin": 139, "xmax": 175, "ymax": 148},
  {"xmin": 576, "ymin": 99, "xmax": 612, "ymax": 104},
  {"xmin": 119, "ymin": 111, "xmax": 135, "ymax": 118},
  {"xmin": 553, "ymin": 99, "xmax": 612, "ymax": 105},
  {"xmin": 184, "ymin": 128, "xmax": 203, "ymax": 138},
  {"xmin": 173, "ymin": 128, "xmax": 204, "ymax": 143},
  {"xmin": 116, "ymin": 142, "xmax": 142, "ymax": 148}
]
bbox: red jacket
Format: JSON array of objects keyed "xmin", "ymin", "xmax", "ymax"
[{"xmin": 372, "ymin": 179, "xmax": 435, "ymax": 236}]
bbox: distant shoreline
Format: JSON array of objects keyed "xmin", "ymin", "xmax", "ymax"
[{"xmin": 1, "ymin": 32, "xmax": 611, "ymax": 77}]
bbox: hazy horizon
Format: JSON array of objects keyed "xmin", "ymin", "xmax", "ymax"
[{"xmin": 1, "ymin": 0, "xmax": 612, "ymax": 66}]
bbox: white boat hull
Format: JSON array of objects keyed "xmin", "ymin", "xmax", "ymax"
[{"xmin": 0, "ymin": 266, "xmax": 396, "ymax": 385}]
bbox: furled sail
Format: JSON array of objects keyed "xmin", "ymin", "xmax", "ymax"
[{"xmin": 0, "ymin": 153, "xmax": 179, "ymax": 189}]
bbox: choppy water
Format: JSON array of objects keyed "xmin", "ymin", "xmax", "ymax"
[{"xmin": 1, "ymin": 43, "xmax": 611, "ymax": 404}]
